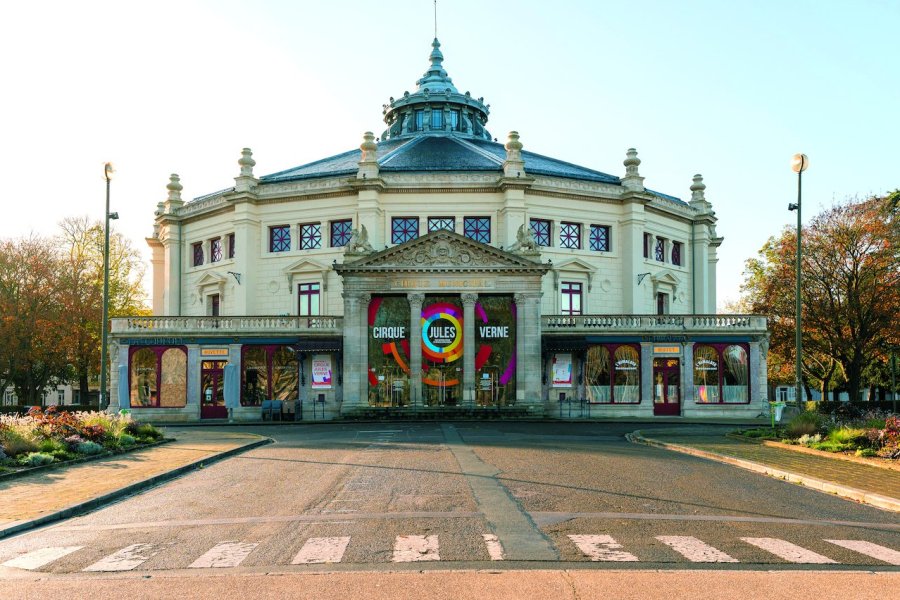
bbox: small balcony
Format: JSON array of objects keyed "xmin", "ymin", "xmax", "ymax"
[
  {"xmin": 110, "ymin": 315, "xmax": 344, "ymax": 336},
  {"xmin": 541, "ymin": 314, "xmax": 767, "ymax": 335}
]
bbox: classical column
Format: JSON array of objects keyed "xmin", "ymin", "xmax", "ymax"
[
  {"xmin": 408, "ymin": 293, "xmax": 425, "ymax": 408},
  {"xmin": 640, "ymin": 342, "xmax": 654, "ymax": 417},
  {"xmin": 461, "ymin": 293, "xmax": 478, "ymax": 406},
  {"xmin": 514, "ymin": 292, "xmax": 544, "ymax": 411},
  {"xmin": 515, "ymin": 293, "xmax": 527, "ymax": 405},
  {"xmin": 340, "ymin": 293, "xmax": 361, "ymax": 413},
  {"xmin": 358, "ymin": 293, "xmax": 371, "ymax": 408},
  {"xmin": 682, "ymin": 342, "xmax": 694, "ymax": 415}
]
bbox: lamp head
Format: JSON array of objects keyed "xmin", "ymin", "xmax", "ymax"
[
  {"xmin": 104, "ymin": 162, "xmax": 115, "ymax": 181},
  {"xmin": 790, "ymin": 153, "xmax": 808, "ymax": 174}
]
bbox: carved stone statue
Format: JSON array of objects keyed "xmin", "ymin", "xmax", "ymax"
[
  {"xmin": 509, "ymin": 223, "xmax": 539, "ymax": 253},
  {"xmin": 345, "ymin": 224, "xmax": 374, "ymax": 254}
]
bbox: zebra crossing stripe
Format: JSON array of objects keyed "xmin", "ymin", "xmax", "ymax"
[
  {"xmin": 189, "ymin": 541, "xmax": 258, "ymax": 568},
  {"xmin": 2, "ymin": 546, "xmax": 83, "ymax": 570},
  {"xmin": 83, "ymin": 543, "xmax": 163, "ymax": 572},
  {"xmin": 482, "ymin": 534, "xmax": 505, "ymax": 560},
  {"xmin": 392, "ymin": 535, "xmax": 440, "ymax": 562},
  {"xmin": 740, "ymin": 537, "xmax": 836, "ymax": 564},
  {"xmin": 292, "ymin": 537, "xmax": 351, "ymax": 564},
  {"xmin": 825, "ymin": 540, "xmax": 900, "ymax": 566},
  {"xmin": 568, "ymin": 535, "xmax": 639, "ymax": 562},
  {"xmin": 656, "ymin": 536, "xmax": 738, "ymax": 563}
]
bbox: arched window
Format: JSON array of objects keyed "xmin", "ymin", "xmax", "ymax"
[
  {"xmin": 129, "ymin": 346, "xmax": 187, "ymax": 408},
  {"xmin": 584, "ymin": 344, "xmax": 640, "ymax": 404},
  {"xmin": 693, "ymin": 343, "xmax": 750, "ymax": 404},
  {"xmin": 584, "ymin": 346, "xmax": 611, "ymax": 403},
  {"xmin": 613, "ymin": 345, "xmax": 640, "ymax": 403},
  {"xmin": 241, "ymin": 345, "xmax": 299, "ymax": 406}
]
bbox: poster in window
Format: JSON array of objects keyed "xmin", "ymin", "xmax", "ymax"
[
  {"xmin": 552, "ymin": 353, "xmax": 573, "ymax": 387},
  {"xmin": 311, "ymin": 354, "xmax": 333, "ymax": 389}
]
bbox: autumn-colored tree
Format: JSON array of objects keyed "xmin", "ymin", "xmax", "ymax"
[
  {"xmin": 0, "ymin": 236, "xmax": 70, "ymax": 404},
  {"xmin": 741, "ymin": 193, "xmax": 900, "ymax": 402}
]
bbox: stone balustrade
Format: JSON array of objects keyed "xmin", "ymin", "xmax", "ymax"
[
  {"xmin": 541, "ymin": 314, "xmax": 767, "ymax": 334},
  {"xmin": 110, "ymin": 315, "xmax": 343, "ymax": 335}
]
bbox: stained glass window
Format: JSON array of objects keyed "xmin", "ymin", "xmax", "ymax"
[
  {"xmin": 530, "ymin": 218, "xmax": 551, "ymax": 247},
  {"xmin": 269, "ymin": 225, "xmax": 290, "ymax": 252},
  {"xmin": 330, "ymin": 219, "xmax": 352, "ymax": 247},
  {"xmin": 590, "ymin": 225, "xmax": 610, "ymax": 251},
  {"xmin": 428, "ymin": 217, "xmax": 455, "ymax": 232},
  {"xmin": 655, "ymin": 237, "xmax": 665, "ymax": 261},
  {"xmin": 210, "ymin": 237, "xmax": 222, "ymax": 263},
  {"xmin": 300, "ymin": 223, "xmax": 321, "ymax": 250},
  {"xmin": 391, "ymin": 217, "xmax": 418, "ymax": 244},
  {"xmin": 463, "ymin": 217, "xmax": 490, "ymax": 243},
  {"xmin": 560, "ymin": 222, "xmax": 581, "ymax": 249}
]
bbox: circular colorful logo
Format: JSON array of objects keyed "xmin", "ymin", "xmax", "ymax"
[{"xmin": 421, "ymin": 303, "xmax": 463, "ymax": 363}]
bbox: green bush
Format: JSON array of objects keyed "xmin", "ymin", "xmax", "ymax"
[
  {"xmin": 1, "ymin": 431, "xmax": 38, "ymax": 457},
  {"xmin": 785, "ymin": 411, "xmax": 826, "ymax": 439},
  {"xmin": 118, "ymin": 434, "xmax": 136, "ymax": 446},
  {"xmin": 855, "ymin": 448, "xmax": 877, "ymax": 457},
  {"xmin": 76, "ymin": 441, "xmax": 104, "ymax": 455},
  {"xmin": 38, "ymin": 438, "xmax": 67, "ymax": 454},
  {"xmin": 134, "ymin": 423, "xmax": 162, "ymax": 440},
  {"xmin": 19, "ymin": 452, "xmax": 55, "ymax": 467},
  {"xmin": 811, "ymin": 440, "xmax": 852, "ymax": 453},
  {"xmin": 826, "ymin": 427, "xmax": 867, "ymax": 447}
]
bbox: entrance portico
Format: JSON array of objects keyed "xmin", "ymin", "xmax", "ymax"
[{"xmin": 335, "ymin": 230, "xmax": 549, "ymax": 416}]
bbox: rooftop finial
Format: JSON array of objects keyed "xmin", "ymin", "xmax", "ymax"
[
  {"xmin": 434, "ymin": 0, "xmax": 438, "ymax": 39},
  {"xmin": 622, "ymin": 148, "xmax": 644, "ymax": 192}
]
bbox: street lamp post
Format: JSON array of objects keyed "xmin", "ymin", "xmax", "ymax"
[
  {"xmin": 788, "ymin": 153, "xmax": 808, "ymax": 409},
  {"xmin": 100, "ymin": 162, "xmax": 119, "ymax": 411}
]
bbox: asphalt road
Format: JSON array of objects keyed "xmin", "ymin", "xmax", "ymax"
[{"xmin": 1, "ymin": 422, "xmax": 898, "ymax": 596}]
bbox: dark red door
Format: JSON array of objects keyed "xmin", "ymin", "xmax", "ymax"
[
  {"xmin": 200, "ymin": 360, "xmax": 228, "ymax": 419},
  {"xmin": 653, "ymin": 358, "xmax": 681, "ymax": 416}
]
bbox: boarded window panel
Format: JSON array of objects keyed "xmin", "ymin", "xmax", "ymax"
[{"xmin": 159, "ymin": 348, "xmax": 187, "ymax": 407}]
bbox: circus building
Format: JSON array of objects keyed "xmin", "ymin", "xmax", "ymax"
[{"xmin": 108, "ymin": 38, "xmax": 769, "ymax": 422}]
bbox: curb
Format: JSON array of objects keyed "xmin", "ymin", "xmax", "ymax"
[
  {"xmin": 626, "ymin": 430, "xmax": 900, "ymax": 513},
  {"xmin": 0, "ymin": 436, "xmax": 272, "ymax": 541}
]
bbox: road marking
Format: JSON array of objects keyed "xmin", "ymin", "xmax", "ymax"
[
  {"xmin": 482, "ymin": 534, "xmax": 505, "ymax": 560},
  {"xmin": 2, "ymin": 546, "xmax": 82, "ymax": 570},
  {"xmin": 825, "ymin": 540, "xmax": 900, "ymax": 565},
  {"xmin": 568, "ymin": 535, "xmax": 639, "ymax": 562},
  {"xmin": 292, "ymin": 537, "xmax": 351, "ymax": 564},
  {"xmin": 83, "ymin": 543, "xmax": 163, "ymax": 572},
  {"xmin": 393, "ymin": 535, "xmax": 440, "ymax": 562},
  {"xmin": 188, "ymin": 541, "xmax": 258, "ymax": 568},
  {"xmin": 656, "ymin": 536, "xmax": 738, "ymax": 563},
  {"xmin": 740, "ymin": 538, "xmax": 836, "ymax": 564}
]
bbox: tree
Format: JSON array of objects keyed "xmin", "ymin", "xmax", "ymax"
[
  {"xmin": 56, "ymin": 217, "xmax": 150, "ymax": 400},
  {"xmin": 0, "ymin": 236, "xmax": 70, "ymax": 404},
  {"xmin": 741, "ymin": 193, "xmax": 900, "ymax": 402}
]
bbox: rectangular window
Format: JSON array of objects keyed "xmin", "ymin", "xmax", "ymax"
[
  {"xmin": 450, "ymin": 109, "xmax": 460, "ymax": 130},
  {"xmin": 672, "ymin": 241, "xmax": 682, "ymax": 266},
  {"xmin": 561, "ymin": 282, "xmax": 583, "ymax": 315},
  {"xmin": 428, "ymin": 217, "xmax": 455, "ymax": 232},
  {"xmin": 208, "ymin": 294, "xmax": 220, "ymax": 317},
  {"xmin": 643, "ymin": 233, "xmax": 652, "ymax": 258},
  {"xmin": 589, "ymin": 225, "xmax": 610, "ymax": 252},
  {"xmin": 431, "ymin": 109, "xmax": 443, "ymax": 129},
  {"xmin": 330, "ymin": 219, "xmax": 352, "ymax": 247},
  {"xmin": 657, "ymin": 292, "xmax": 669, "ymax": 315},
  {"xmin": 414, "ymin": 110, "xmax": 424, "ymax": 131},
  {"xmin": 560, "ymin": 222, "xmax": 581, "ymax": 249},
  {"xmin": 298, "ymin": 283, "xmax": 321, "ymax": 316},
  {"xmin": 227, "ymin": 233, "xmax": 235, "ymax": 259},
  {"xmin": 530, "ymin": 218, "xmax": 551, "ymax": 247},
  {"xmin": 655, "ymin": 237, "xmax": 666, "ymax": 261},
  {"xmin": 269, "ymin": 225, "xmax": 291, "ymax": 252},
  {"xmin": 300, "ymin": 223, "xmax": 322, "ymax": 250},
  {"xmin": 210, "ymin": 237, "xmax": 222, "ymax": 263},
  {"xmin": 463, "ymin": 216, "xmax": 490, "ymax": 243},
  {"xmin": 391, "ymin": 217, "xmax": 419, "ymax": 244},
  {"xmin": 192, "ymin": 242, "xmax": 203, "ymax": 266}
]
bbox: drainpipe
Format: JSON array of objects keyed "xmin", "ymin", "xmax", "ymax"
[{"xmin": 177, "ymin": 220, "xmax": 183, "ymax": 316}]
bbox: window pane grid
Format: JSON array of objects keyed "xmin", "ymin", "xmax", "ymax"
[
  {"xmin": 561, "ymin": 281, "xmax": 582, "ymax": 316},
  {"xmin": 300, "ymin": 223, "xmax": 322, "ymax": 250},
  {"xmin": 590, "ymin": 225, "xmax": 610, "ymax": 251},
  {"xmin": 330, "ymin": 220, "xmax": 352, "ymax": 247},
  {"xmin": 560, "ymin": 222, "xmax": 581, "ymax": 249},
  {"xmin": 654, "ymin": 238, "xmax": 665, "ymax": 261},
  {"xmin": 210, "ymin": 238, "xmax": 222, "ymax": 263},
  {"xmin": 270, "ymin": 226, "xmax": 291, "ymax": 252},
  {"xmin": 463, "ymin": 217, "xmax": 490, "ymax": 243},
  {"xmin": 672, "ymin": 241, "xmax": 682, "ymax": 266},
  {"xmin": 192, "ymin": 243, "xmax": 203, "ymax": 266},
  {"xmin": 298, "ymin": 283, "xmax": 320, "ymax": 316},
  {"xmin": 530, "ymin": 219, "xmax": 551, "ymax": 247},
  {"xmin": 428, "ymin": 217, "xmax": 455, "ymax": 232},
  {"xmin": 391, "ymin": 217, "xmax": 418, "ymax": 244}
]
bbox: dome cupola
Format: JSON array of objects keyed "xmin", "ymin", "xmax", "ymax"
[{"xmin": 381, "ymin": 38, "xmax": 492, "ymax": 141}]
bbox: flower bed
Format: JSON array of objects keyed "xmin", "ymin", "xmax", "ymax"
[
  {"xmin": 0, "ymin": 407, "xmax": 165, "ymax": 475},
  {"xmin": 736, "ymin": 410, "xmax": 899, "ymax": 460}
]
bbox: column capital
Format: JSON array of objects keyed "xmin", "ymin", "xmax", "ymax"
[
  {"xmin": 461, "ymin": 293, "xmax": 478, "ymax": 306},
  {"xmin": 407, "ymin": 292, "xmax": 425, "ymax": 306}
]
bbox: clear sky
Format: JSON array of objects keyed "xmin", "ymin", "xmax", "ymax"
[{"xmin": 2, "ymin": 0, "xmax": 897, "ymax": 309}]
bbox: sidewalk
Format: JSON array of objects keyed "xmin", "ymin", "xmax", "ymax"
[
  {"xmin": 0, "ymin": 429, "xmax": 270, "ymax": 540},
  {"xmin": 629, "ymin": 426, "xmax": 900, "ymax": 512}
]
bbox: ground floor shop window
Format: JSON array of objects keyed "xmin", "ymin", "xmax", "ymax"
[
  {"xmin": 241, "ymin": 345, "xmax": 299, "ymax": 406},
  {"xmin": 693, "ymin": 344, "xmax": 749, "ymax": 403},
  {"xmin": 584, "ymin": 344, "xmax": 641, "ymax": 403},
  {"xmin": 129, "ymin": 346, "xmax": 187, "ymax": 408}
]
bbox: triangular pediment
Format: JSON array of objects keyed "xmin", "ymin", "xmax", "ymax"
[
  {"xmin": 283, "ymin": 257, "xmax": 328, "ymax": 275},
  {"xmin": 651, "ymin": 270, "xmax": 680, "ymax": 287},
  {"xmin": 336, "ymin": 230, "xmax": 549, "ymax": 272},
  {"xmin": 553, "ymin": 258, "xmax": 596, "ymax": 274},
  {"xmin": 196, "ymin": 272, "xmax": 227, "ymax": 287}
]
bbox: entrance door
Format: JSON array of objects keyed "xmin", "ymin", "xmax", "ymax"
[
  {"xmin": 653, "ymin": 358, "xmax": 681, "ymax": 416},
  {"xmin": 200, "ymin": 360, "xmax": 228, "ymax": 419}
]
